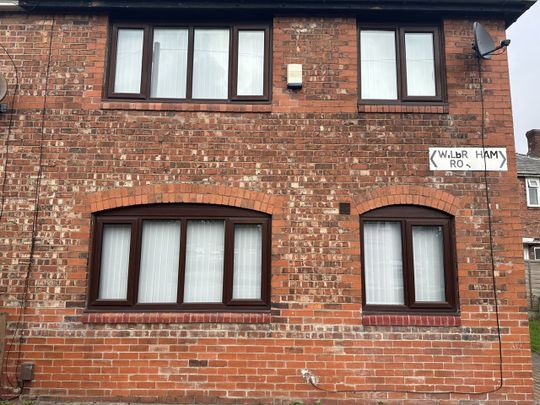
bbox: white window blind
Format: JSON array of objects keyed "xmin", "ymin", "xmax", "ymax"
[
  {"xmin": 405, "ymin": 33, "xmax": 436, "ymax": 97},
  {"xmin": 363, "ymin": 221, "xmax": 404, "ymax": 305},
  {"xmin": 99, "ymin": 224, "xmax": 131, "ymax": 300},
  {"xmin": 412, "ymin": 226, "xmax": 445, "ymax": 302},
  {"xmin": 233, "ymin": 224, "xmax": 262, "ymax": 300},
  {"xmin": 192, "ymin": 29, "xmax": 230, "ymax": 99},
  {"xmin": 237, "ymin": 31, "xmax": 265, "ymax": 96},
  {"xmin": 151, "ymin": 28, "xmax": 189, "ymax": 99},
  {"xmin": 114, "ymin": 29, "xmax": 144, "ymax": 94},
  {"xmin": 183, "ymin": 220, "xmax": 225, "ymax": 303},
  {"xmin": 138, "ymin": 220, "xmax": 181, "ymax": 303},
  {"xmin": 360, "ymin": 30, "xmax": 398, "ymax": 100}
]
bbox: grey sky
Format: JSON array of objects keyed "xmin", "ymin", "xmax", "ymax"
[{"xmin": 507, "ymin": 0, "xmax": 540, "ymax": 154}]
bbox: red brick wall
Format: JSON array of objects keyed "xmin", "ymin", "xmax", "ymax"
[
  {"xmin": 519, "ymin": 176, "xmax": 540, "ymax": 240},
  {"xmin": 0, "ymin": 12, "xmax": 533, "ymax": 404}
]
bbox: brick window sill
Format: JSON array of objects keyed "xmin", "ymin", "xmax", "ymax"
[
  {"xmin": 362, "ymin": 314, "xmax": 460, "ymax": 327},
  {"xmin": 100, "ymin": 101, "xmax": 272, "ymax": 113},
  {"xmin": 358, "ymin": 104, "xmax": 449, "ymax": 114},
  {"xmin": 80, "ymin": 312, "xmax": 271, "ymax": 325}
]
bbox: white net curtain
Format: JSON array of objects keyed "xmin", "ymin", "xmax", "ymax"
[
  {"xmin": 360, "ymin": 30, "xmax": 398, "ymax": 100},
  {"xmin": 363, "ymin": 221, "xmax": 446, "ymax": 305},
  {"xmin": 192, "ymin": 29, "xmax": 230, "ymax": 99},
  {"xmin": 99, "ymin": 224, "xmax": 131, "ymax": 300},
  {"xmin": 114, "ymin": 29, "xmax": 144, "ymax": 94},
  {"xmin": 363, "ymin": 221, "xmax": 404, "ymax": 305},
  {"xmin": 360, "ymin": 29, "xmax": 436, "ymax": 99},
  {"xmin": 98, "ymin": 218, "xmax": 264, "ymax": 304},
  {"xmin": 237, "ymin": 31, "xmax": 265, "ymax": 96},
  {"xmin": 405, "ymin": 32, "xmax": 436, "ymax": 97},
  {"xmin": 151, "ymin": 28, "xmax": 189, "ymax": 99},
  {"xmin": 138, "ymin": 221, "xmax": 181, "ymax": 303},
  {"xmin": 115, "ymin": 27, "xmax": 266, "ymax": 99},
  {"xmin": 412, "ymin": 226, "xmax": 445, "ymax": 302},
  {"xmin": 183, "ymin": 220, "xmax": 226, "ymax": 303},
  {"xmin": 233, "ymin": 224, "xmax": 263, "ymax": 300}
]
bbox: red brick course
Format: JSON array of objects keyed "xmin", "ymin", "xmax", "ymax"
[
  {"xmin": 362, "ymin": 314, "xmax": 461, "ymax": 327},
  {"xmin": 0, "ymin": 13, "xmax": 533, "ymax": 404},
  {"xmin": 80, "ymin": 312, "xmax": 271, "ymax": 325}
]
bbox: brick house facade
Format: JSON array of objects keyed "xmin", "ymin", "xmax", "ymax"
[
  {"xmin": 518, "ymin": 129, "xmax": 540, "ymax": 310},
  {"xmin": 0, "ymin": 0, "xmax": 535, "ymax": 403}
]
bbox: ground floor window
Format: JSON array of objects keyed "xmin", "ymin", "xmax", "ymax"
[
  {"xmin": 88, "ymin": 204, "xmax": 270, "ymax": 311},
  {"xmin": 360, "ymin": 205, "xmax": 457, "ymax": 313}
]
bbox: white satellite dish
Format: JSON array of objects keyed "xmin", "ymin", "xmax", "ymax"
[{"xmin": 473, "ymin": 22, "xmax": 511, "ymax": 59}]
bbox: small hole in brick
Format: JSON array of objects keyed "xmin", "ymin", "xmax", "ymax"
[
  {"xmin": 339, "ymin": 202, "xmax": 351, "ymax": 215},
  {"xmin": 189, "ymin": 359, "xmax": 208, "ymax": 367}
]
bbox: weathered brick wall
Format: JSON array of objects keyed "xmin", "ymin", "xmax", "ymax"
[
  {"xmin": 0, "ymin": 12, "xmax": 533, "ymax": 404},
  {"xmin": 519, "ymin": 176, "xmax": 540, "ymax": 240}
]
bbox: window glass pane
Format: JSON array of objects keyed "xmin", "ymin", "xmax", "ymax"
[
  {"xmin": 192, "ymin": 29, "xmax": 230, "ymax": 99},
  {"xmin": 151, "ymin": 28, "xmax": 188, "ymax": 99},
  {"xmin": 530, "ymin": 187, "xmax": 539, "ymax": 206},
  {"xmin": 138, "ymin": 220, "xmax": 181, "ymax": 303},
  {"xmin": 99, "ymin": 224, "xmax": 131, "ymax": 300},
  {"xmin": 360, "ymin": 30, "xmax": 397, "ymax": 100},
  {"xmin": 233, "ymin": 224, "xmax": 262, "ymax": 300},
  {"xmin": 183, "ymin": 220, "xmax": 225, "ymax": 303},
  {"xmin": 114, "ymin": 29, "xmax": 144, "ymax": 94},
  {"xmin": 363, "ymin": 221, "xmax": 404, "ymax": 305},
  {"xmin": 405, "ymin": 33, "xmax": 436, "ymax": 97},
  {"xmin": 535, "ymin": 248, "xmax": 540, "ymax": 261},
  {"xmin": 237, "ymin": 31, "xmax": 265, "ymax": 96},
  {"xmin": 412, "ymin": 226, "xmax": 445, "ymax": 302}
]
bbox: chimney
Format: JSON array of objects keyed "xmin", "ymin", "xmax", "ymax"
[{"xmin": 527, "ymin": 129, "xmax": 540, "ymax": 157}]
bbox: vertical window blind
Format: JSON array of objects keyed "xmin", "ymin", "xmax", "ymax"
[{"xmin": 89, "ymin": 205, "xmax": 270, "ymax": 311}]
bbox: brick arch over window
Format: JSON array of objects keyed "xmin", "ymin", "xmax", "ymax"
[
  {"xmin": 352, "ymin": 185, "xmax": 462, "ymax": 217},
  {"xmin": 83, "ymin": 183, "xmax": 285, "ymax": 215}
]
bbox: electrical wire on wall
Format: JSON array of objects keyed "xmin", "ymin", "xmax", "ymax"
[
  {"xmin": 0, "ymin": 0, "xmax": 43, "ymax": 227},
  {"xmin": 0, "ymin": 35, "xmax": 21, "ymax": 405},
  {"xmin": 300, "ymin": 42, "xmax": 505, "ymax": 399},
  {"xmin": 0, "ymin": 15, "xmax": 55, "ymax": 400}
]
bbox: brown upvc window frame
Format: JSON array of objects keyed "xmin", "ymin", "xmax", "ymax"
[
  {"xmin": 106, "ymin": 21, "xmax": 272, "ymax": 103},
  {"xmin": 358, "ymin": 23, "xmax": 446, "ymax": 104},
  {"xmin": 360, "ymin": 205, "xmax": 457, "ymax": 314},
  {"xmin": 88, "ymin": 204, "xmax": 271, "ymax": 312}
]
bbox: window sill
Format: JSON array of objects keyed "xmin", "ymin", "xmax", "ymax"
[
  {"xmin": 362, "ymin": 313, "xmax": 460, "ymax": 327},
  {"xmin": 100, "ymin": 101, "xmax": 272, "ymax": 113},
  {"xmin": 358, "ymin": 104, "xmax": 448, "ymax": 114},
  {"xmin": 80, "ymin": 312, "xmax": 271, "ymax": 325}
]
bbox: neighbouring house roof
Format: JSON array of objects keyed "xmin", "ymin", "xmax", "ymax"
[
  {"xmin": 18, "ymin": 0, "xmax": 535, "ymax": 27},
  {"xmin": 517, "ymin": 153, "xmax": 540, "ymax": 176}
]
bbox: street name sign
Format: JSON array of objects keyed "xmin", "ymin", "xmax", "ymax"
[{"xmin": 429, "ymin": 147, "xmax": 507, "ymax": 171}]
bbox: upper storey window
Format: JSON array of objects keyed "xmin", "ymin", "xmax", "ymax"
[
  {"xmin": 359, "ymin": 25, "xmax": 445, "ymax": 103},
  {"xmin": 107, "ymin": 23, "xmax": 271, "ymax": 101},
  {"xmin": 527, "ymin": 178, "xmax": 540, "ymax": 207}
]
